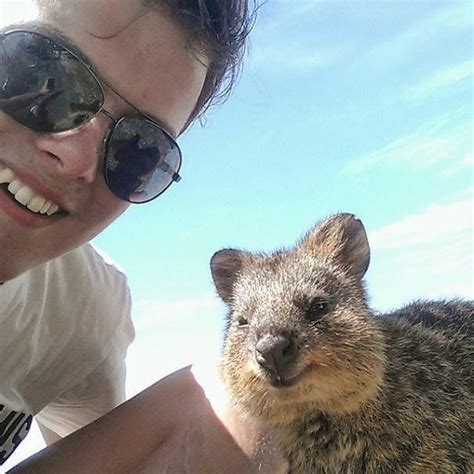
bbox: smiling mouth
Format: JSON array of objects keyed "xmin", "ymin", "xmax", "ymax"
[{"xmin": 0, "ymin": 164, "xmax": 64, "ymax": 216}]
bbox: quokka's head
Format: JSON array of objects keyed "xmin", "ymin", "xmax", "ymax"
[{"xmin": 211, "ymin": 213, "xmax": 385, "ymax": 424}]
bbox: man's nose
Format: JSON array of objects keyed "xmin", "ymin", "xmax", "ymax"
[{"xmin": 33, "ymin": 115, "xmax": 110, "ymax": 184}]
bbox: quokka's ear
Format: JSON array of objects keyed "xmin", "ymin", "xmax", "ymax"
[
  {"xmin": 210, "ymin": 249, "xmax": 247, "ymax": 303},
  {"xmin": 302, "ymin": 213, "xmax": 370, "ymax": 280}
]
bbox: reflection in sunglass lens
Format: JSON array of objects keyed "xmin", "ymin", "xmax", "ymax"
[
  {"xmin": 104, "ymin": 117, "xmax": 182, "ymax": 203},
  {"xmin": 0, "ymin": 31, "xmax": 103, "ymax": 132}
]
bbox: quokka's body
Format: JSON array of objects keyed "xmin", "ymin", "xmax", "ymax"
[{"xmin": 210, "ymin": 213, "xmax": 473, "ymax": 473}]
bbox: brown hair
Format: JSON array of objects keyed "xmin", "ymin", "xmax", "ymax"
[{"xmin": 144, "ymin": 0, "xmax": 257, "ymax": 127}]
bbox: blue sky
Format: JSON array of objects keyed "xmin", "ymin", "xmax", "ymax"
[{"xmin": 2, "ymin": 0, "xmax": 472, "ymax": 467}]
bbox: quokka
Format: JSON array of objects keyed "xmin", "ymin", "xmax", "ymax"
[{"xmin": 211, "ymin": 213, "xmax": 473, "ymax": 473}]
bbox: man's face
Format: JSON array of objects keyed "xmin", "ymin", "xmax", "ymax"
[{"xmin": 0, "ymin": 0, "xmax": 208, "ymax": 281}]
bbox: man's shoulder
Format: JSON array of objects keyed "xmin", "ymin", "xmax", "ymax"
[
  {"xmin": 27, "ymin": 244, "xmax": 133, "ymax": 336},
  {"xmin": 33, "ymin": 244, "xmax": 131, "ymax": 304},
  {"xmin": 53, "ymin": 243, "xmax": 128, "ymax": 287}
]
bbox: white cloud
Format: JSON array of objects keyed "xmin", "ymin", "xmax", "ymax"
[
  {"xmin": 133, "ymin": 292, "xmax": 223, "ymax": 329},
  {"xmin": 441, "ymin": 153, "xmax": 473, "ymax": 177},
  {"xmin": 344, "ymin": 115, "xmax": 471, "ymax": 174},
  {"xmin": 364, "ymin": 3, "xmax": 472, "ymax": 70},
  {"xmin": 367, "ymin": 194, "xmax": 473, "ymax": 309},
  {"xmin": 404, "ymin": 61, "xmax": 473, "ymax": 102},
  {"xmin": 369, "ymin": 196, "xmax": 473, "ymax": 251}
]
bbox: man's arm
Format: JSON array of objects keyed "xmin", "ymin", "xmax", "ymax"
[{"xmin": 8, "ymin": 366, "xmax": 287, "ymax": 474}]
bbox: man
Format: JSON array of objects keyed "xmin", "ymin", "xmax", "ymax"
[{"xmin": 1, "ymin": 0, "xmax": 285, "ymax": 471}]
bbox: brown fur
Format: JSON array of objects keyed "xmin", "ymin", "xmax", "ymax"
[{"xmin": 211, "ymin": 213, "xmax": 474, "ymax": 473}]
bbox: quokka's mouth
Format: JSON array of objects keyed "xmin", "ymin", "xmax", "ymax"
[
  {"xmin": 261, "ymin": 364, "xmax": 315, "ymax": 389},
  {"xmin": 262, "ymin": 369, "xmax": 302, "ymax": 389}
]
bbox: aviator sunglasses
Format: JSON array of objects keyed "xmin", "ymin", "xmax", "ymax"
[{"xmin": 0, "ymin": 29, "xmax": 182, "ymax": 203}]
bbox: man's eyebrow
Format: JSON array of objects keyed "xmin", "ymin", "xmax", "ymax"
[{"xmin": 5, "ymin": 22, "xmax": 177, "ymax": 136}]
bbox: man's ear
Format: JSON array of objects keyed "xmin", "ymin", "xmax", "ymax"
[
  {"xmin": 210, "ymin": 249, "xmax": 247, "ymax": 303},
  {"xmin": 301, "ymin": 213, "xmax": 370, "ymax": 280}
]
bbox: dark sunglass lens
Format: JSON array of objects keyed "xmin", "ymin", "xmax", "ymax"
[
  {"xmin": 104, "ymin": 117, "xmax": 182, "ymax": 203},
  {"xmin": 0, "ymin": 31, "xmax": 103, "ymax": 132}
]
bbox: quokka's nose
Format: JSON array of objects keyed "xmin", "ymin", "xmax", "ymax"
[{"xmin": 255, "ymin": 333, "xmax": 296, "ymax": 375}]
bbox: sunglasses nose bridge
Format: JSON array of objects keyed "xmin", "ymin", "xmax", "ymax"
[
  {"xmin": 99, "ymin": 108, "xmax": 117, "ymax": 125},
  {"xmin": 33, "ymin": 114, "xmax": 111, "ymax": 183}
]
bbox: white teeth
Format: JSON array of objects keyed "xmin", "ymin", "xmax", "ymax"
[
  {"xmin": 40, "ymin": 201, "xmax": 52, "ymax": 214},
  {"xmin": 7, "ymin": 179, "xmax": 22, "ymax": 195},
  {"xmin": 27, "ymin": 195, "xmax": 46, "ymax": 213},
  {"xmin": 14, "ymin": 185, "xmax": 34, "ymax": 206},
  {"xmin": 0, "ymin": 168, "xmax": 14, "ymax": 183},
  {"xmin": 46, "ymin": 204, "xmax": 59, "ymax": 216},
  {"xmin": 0, "ymin": 164, "xmax": 61, "ymax": 216}
]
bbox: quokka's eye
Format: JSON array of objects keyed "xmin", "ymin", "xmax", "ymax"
[
  {"xmin": 305, "ymin": 298, "xmax": 331, "ymax": 321},
  {"xmin": 237, "ymin": 317, "xmax": 249, "ymax": 327}
]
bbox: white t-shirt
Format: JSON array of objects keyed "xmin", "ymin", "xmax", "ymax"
[{"xmin": 0, "ymin": 243, "xmax": 135, "ymax": 465}]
